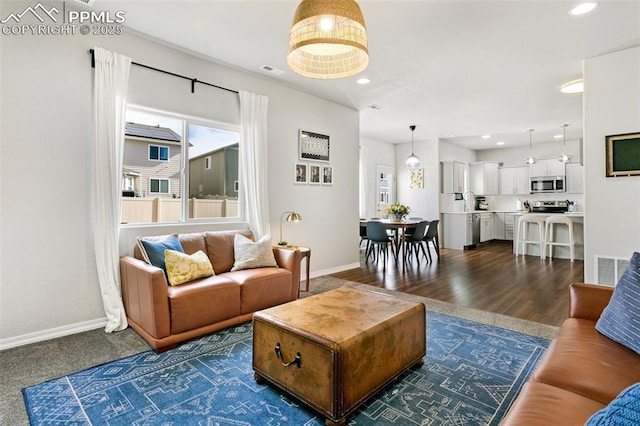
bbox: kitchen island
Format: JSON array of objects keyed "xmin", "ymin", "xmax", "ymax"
[{"xmin": 441, "ymin": 211, "xmax": 584, "ymax": 260}]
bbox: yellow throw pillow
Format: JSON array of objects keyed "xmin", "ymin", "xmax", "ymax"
[{"xmin": 164, "ymin": 249, "xmax": 214, "ymax": 286}]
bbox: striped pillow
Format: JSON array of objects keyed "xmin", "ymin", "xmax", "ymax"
[{"xmin": 596, "ymin": 252, "xmax": 640, "ymax": 355}]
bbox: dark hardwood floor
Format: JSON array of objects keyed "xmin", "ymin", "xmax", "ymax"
[{"xmin": 331, "ymin": 240, "xmax": 584, "ymax": 327}]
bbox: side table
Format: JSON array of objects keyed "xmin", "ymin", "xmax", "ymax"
[
  {"xmin": 276, "ymin": 245, "xmax": 311, "ymax": 296},
  {"xmin": 297, "ymin": 247, "xmax": 311, "ymax": 294}
]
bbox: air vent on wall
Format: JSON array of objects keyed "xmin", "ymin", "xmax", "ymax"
[{"xmin": 595, "ymin": 255, "xmax": 630, "ymax": 286}]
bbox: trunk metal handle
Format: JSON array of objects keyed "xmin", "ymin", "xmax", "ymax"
[{"xmin": 274, "ymin": 343, "xmax": 301, "ymax": 368}]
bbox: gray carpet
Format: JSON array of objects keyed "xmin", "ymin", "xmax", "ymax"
[{"xmin": 0, "ymin": 277, "xmax": 558, "ymax": 425}]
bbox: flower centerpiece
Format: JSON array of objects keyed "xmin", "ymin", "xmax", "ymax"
[{"xmin": 387, "ymin": 203, "xmax": 410, "ymax": 221}]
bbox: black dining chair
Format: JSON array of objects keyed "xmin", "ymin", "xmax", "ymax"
[
  {"xmin": 359, "ymin": 220, "xmax": 369, "ymax": 253},
  {"xmin": 422, "ymin": 219, "xmax": 440, "ymax": 263},
  {"xmin": 404, "ymin": 220, "xmax": 429, "ymax": 265},
  {"xmin": 366, "ymin": 221, "xmax": 396, "ymax": 270}
]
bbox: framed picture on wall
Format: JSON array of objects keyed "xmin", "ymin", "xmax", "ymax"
[
  {"xmin": 322, "ymin": 165, "xmax": 333, "ymax": 185},
  {"xmin": 294, "ymin": 163, "xmax": 307, "ymax": 184},
  {"xmin": 409, "ymin": 168, "xmax": 424, "ymax": 189},
  {"xmin": 309, "ymin": 164, "xmax": 321, "ymax": 185},
  {"xmin": 605, "ymin": 132, "xmax": 640, "ymax": 177},
  {"xmin": 299, "ymin": 130, "xmax": 330, "ymax": 162}
]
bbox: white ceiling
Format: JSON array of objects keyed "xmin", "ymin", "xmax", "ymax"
[{"xmin": 94, "ymin": 0, "xmax": 640, "ymax": 150}]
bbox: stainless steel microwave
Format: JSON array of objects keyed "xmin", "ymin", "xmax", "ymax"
[{"xmin": 530, "ymin": 176, "xmax": 565, "ymax": 193}]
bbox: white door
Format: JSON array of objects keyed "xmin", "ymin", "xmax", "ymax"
[{"xmin": 376, "ymin": 165, "xmax": 395, "ymax": 218}]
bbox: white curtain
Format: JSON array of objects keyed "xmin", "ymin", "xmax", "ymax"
[
  {"xmin": 92, "ymin": 47, "xmax": 131, "ymax": 333},
  {"xmin": 239, "ymin": 91, "xmax": 270, "ymax": 239}
]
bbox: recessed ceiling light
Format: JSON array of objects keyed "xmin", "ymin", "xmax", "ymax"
[
  {"xmin": 570, "ymin": 2, "xmax": 598, "ymax": 16},
  {"xmin": 554, "ymin": 134, "xmax": 563, "ymax": 139},
  {"xmin": 447, "ymin": 134, "xmax": 455, "ymax": 138},
  {"xmin": 496, "ymin": 141, "xmax": 505, "ymax": 145},
  {"xmin": 482, "ymin": 134, "xmax": 491, "ymax": 139},
  {"xmin": 357, "ymin": 78, "xmax": 370, "ymax": 85},
  {"xmin": 561, "ymin": 78, "xmax": 584, "ymax": 93}
]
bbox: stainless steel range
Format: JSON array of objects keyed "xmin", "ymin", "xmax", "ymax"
[{"xmin": 531, "ymin": 200, "xmax": 569, "ymax": 213}]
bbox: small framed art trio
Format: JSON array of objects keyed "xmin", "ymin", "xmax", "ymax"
[{"xmin": 294, "ymin": 130, "xmax": 333, "ymax": 185}]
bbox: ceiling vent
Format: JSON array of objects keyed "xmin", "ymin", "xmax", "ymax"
[
  {"xmin": 71, "ymin": 0, "xmax": 95, "ymax": 5},
  {"xmin": 259, "ymin": 65, "xmax": 285, "ymax": 76},
  {"xmin": 369, "ymin": 105, "xmax": 384, "ymax": 111}
]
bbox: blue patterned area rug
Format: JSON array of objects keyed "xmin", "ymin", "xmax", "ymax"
[{"xmin": 23, "ymin": 312, "xmax": 549, "ymax": 425}]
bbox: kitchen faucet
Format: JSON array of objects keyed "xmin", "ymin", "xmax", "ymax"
[{"xmin": 462, "ymin": 191, "xmax": 476, "ymax": 212}]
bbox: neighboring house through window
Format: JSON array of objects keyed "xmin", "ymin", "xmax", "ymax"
[{"xmin": 121, "ymin": 107, "xmax": 240, "ymax": 225}]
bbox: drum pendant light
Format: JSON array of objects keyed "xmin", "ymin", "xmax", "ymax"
[
  {"xmin": 525, "ymin": 129, "xmax": 537, "ymax": 165},
  {"xmin": 287, "ymin": 0, "xmax": 369, "ymax": 79},
  {"xmin": 405, "ymin": 125, "xmax": 420, "ymax": 170},
  {"xmin": 557, "ymin": 124, "xmax": 572, "ymax": 163}
]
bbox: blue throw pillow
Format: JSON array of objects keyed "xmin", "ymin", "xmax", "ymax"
[
  {"xmin": 585, "ymin": 382, "xmax": 640, "ymax": 425},
  {"xmin": 137, "ymin": 234, "xmax": 184, "ymax": 273},
  {"xmin": 595, "ymin": 252, "xmax": 640, "ymax": 355}
]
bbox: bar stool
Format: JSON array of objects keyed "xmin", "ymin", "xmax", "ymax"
[
  {"xmin": 516, "ymin": 215, "xmax": 546, "ymax": 259},
  {"xmin": 545, "ymin": 215, "xmax": 575, "ymax": 262}
]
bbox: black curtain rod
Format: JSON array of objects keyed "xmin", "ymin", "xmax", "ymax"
[{"xmin": 88, "ymin": 49, "xmax": 239, "ymax": 95}]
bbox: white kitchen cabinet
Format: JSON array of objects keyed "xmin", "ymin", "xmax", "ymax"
[
  {"xmin": 493, "ymin": 213, "xmax": 505, "ymax": 239},
  {"xmin": 566, "ymin": 163, "xmax": 584, "ymax": 193},
  {"xmin": 480, "ymin": 213, "xmax": 493, "ymax": 242},
  {"xmin": 470, "ymin": 162, "xmax": 499, "ymax": 195},
  {"xmin": 530, "ymin": 159, "xmax": 565, "ymax": 177},
  {"xmin": 443, "ymin": 213, "xmax": 471, "ymax": 249},
  {"xmin": 441, "ymin": 161, "xmax": 466, "ymax": 193},
  {"xmin": 499, "ymin": 166, "xmax": 530, "ymax": 195}
]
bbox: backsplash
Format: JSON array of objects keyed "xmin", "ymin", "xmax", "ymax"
[{"xmin": 440, "ymin": 193, "xmax": 585, "ymax": 213}]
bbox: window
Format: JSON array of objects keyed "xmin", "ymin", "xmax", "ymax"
[
  {"xmin": 121, "ymin": 106, "xmax": 240, "ymax": 225},
  {"xmin": 149, "ymin": 145, "xmax": 169, "ymax": 161},
  {"xmin": 149, "ymin": 178, "xmax": 169, "ymax": 194}
]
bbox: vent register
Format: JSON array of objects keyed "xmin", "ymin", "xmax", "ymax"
[{"xmin": 595, "ymin": 255, "xmax": 631, "ymax": 286}]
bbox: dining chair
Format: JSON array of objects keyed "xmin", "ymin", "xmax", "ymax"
[
  {"xmin": 366, "ymin": 221, "xmax": 396, "ymax": 270},
  {"xmin": 404, "ymin": 220, "xmax": 429, "ymax": 265},
  {"xmin": 422, "ymin": 219, "xmax": 440, "ymax": 263},
  {"xmin": 403, "ymin": 217, "xmax": 425, "ymax": 240},
  {"xmin": 359, "ymin": 220, "xmax": 369, "ymax": 253}
]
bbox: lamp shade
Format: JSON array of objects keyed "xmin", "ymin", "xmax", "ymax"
[
  {"xmin": 279, "ymin": 211, "xmax": 302, "ymax": 245},
  {"xmin": 287, "ymin": 0, "xmax": 369, "ymax": 79}
]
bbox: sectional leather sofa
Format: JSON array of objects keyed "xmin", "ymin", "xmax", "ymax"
[{"xmin": 501, "ymin": 282, "xmax": 640, "ymax": 424}]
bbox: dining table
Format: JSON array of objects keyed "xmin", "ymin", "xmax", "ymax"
[{"xmin": 360, "ymin": 219, "xmax": 422, "ymax": 270}]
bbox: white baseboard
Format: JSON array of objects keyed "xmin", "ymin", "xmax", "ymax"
[
  {"xmin": 0, "ymin": 317, "xmax": 107, "ymax": 351},
  {"xmin": 0, "ymin": 263, "xmax": 361, "ymax": 351},
  {"xmin": 309, "ymin": 262, "xmax": 360, "ymax": 279}
]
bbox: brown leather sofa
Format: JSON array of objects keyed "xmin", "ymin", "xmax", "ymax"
[
  {"xmin": 501, "ymin": 282, "xmax": 640, "ymax": 425},
  {"xmin": 120, "ymin": 230, "xmax": 301, "ymax": 353}
]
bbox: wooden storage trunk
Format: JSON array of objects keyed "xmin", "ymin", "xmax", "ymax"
[{"xmin": 252, "ymin": 286, "xmax": 426, "ymax": 425}]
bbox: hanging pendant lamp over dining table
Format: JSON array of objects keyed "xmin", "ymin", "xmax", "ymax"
[
  {"xmin": 405, "ymin": 125, "xmax": 420, "ymax": 170},
  {"xmin": 287, "ymin": 0, "xmax": 369, "ymax": 79}
]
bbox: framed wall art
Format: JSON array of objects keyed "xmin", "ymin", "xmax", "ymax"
[
  {"xmin": 294, "ymin": 163, "xmax": 307, "ymax": 184},
  {"xmin": 309, "ymin": 164, "xmax": 321, "ymax": 185},
  {"xmin": 299, "ymin": 130, "xmax": 330, "ymax": 162},
  {"xmin": 606, "ymin": 132, "xmax": 640, "ymax": 177},
  {"xmin": 322, "ymin": 165, "xmax": 333, "ymax": 185},
  {"xmin": 409, "ymin": 168, "xmax": 424, "ymax": 189}
]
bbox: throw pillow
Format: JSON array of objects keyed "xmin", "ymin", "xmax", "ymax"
[
  {"xmin": 585, "ymin": 382, "xmax": 640, "ymax": 425},
  {"xmin": 164, "ymin": 249, "xmax": 214, "ymax": 286},
  {"xmin": 231, "ymin": 233, "xmax": 278, "ymax": 271},
  {"xmin": 595, "ymin": 252, "xmax": 640, "ymax": 355},
  {"xmin": 137, "ymin": 234, "xmax": 184, "ymax": 273}
]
